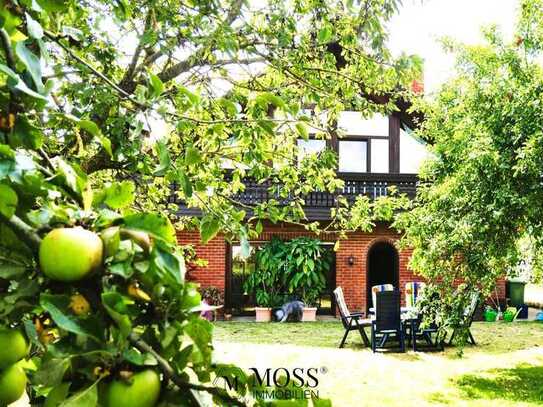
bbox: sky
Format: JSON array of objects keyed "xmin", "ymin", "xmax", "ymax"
[{"xmin": 388, "ymin": 0, "xmax": 517, "ymax": 94}]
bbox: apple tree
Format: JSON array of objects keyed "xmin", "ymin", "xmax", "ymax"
[
  {"xmin": 0, "ymin": 0, "xmax": 419, "ymax": 405},
  {"xmin": 396, "ymin": 0, "xmax": 543, "ymax": 339}
]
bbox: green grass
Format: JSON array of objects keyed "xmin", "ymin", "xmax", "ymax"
[
  {"xmin": 456, "ymin": 363, "xmax": 543, "ymax": 403},
  {"xmin": 212, "ymin": 321, "xmax": 543, "ymax": 406},
  {"xmin": 214, "ymin": 321, "xmax": 543, "ymax": 355}
]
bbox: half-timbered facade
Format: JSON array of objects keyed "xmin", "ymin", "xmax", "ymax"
[{"xmin": 173, "ymin": 111, "xmax": 505, "ymax": 315}]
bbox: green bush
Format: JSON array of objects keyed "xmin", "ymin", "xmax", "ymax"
[{"xmin": 244, "ymin": 237, "xmax": 331, "ymax": 307}]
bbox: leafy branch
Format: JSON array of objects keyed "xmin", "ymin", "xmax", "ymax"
[
  {"xmin": 0, "ymin": 213, "xmax": 42, "ymax": 255},
  {"xmin": 128, "ymin": 333, "xmax": 247, "ymax": 407}
]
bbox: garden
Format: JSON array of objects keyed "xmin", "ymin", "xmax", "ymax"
[
  {"xmin": 213, "ymin": 321, "xmax": 543, "ymax": 406},
  {"xmin": 2, "ymin": 0, "xmax": 543, "ymax": 406}
]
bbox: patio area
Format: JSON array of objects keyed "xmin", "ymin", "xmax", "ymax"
[{"xmin": 213, "ymin": 321, "xmax": 543, "ymax": 406}]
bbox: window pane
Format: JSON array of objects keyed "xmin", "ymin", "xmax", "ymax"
[
  {"xmin": 370, "ymin": 139, "xmax": 389, "ymax": 173},
  {"xmin": 297, "ymin": 139, "xmax": 326, "ymax": 161},
  {"xmin": 339, "ymin": 140, "xmax": 367, "ymax": 172},
  {"xmin": 338, "ymin": 112, "xmax": 389, "ymax": 136}
]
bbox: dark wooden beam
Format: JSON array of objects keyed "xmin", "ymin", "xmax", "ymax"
[{"xmin": 389, "ymin": 114, "xmax": 400, "ymax": 173}]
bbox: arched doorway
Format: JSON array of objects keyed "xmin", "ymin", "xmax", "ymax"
[{"xmin": 366, "ymin": 241, "xmax": 399, "ymax": 311}]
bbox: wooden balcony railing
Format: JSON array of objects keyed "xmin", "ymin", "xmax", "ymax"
[{"xmin": 171, "ymin": 173, "xmax": 418, "ymax": 219}]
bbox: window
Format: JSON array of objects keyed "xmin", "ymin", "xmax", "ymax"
[
  {"xmin": 370, "ymin": 139, "xmax": 389, "ymax": 173},
  {"xmin": 297, "ymin": 139, "xmax": 326, "ymax": 161},
  {"xmin": 338, "ymin": 140, "xmax": 367, "ymax": 172}
]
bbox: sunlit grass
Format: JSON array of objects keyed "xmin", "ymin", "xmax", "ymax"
[{"xmin": 213, "ymin": 321, "xmax": 543, "ymax": 406}]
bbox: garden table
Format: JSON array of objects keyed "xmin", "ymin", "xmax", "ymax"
[{"xmin": 368, "ymin": 306, "xmax": 416, "ymax": 315}]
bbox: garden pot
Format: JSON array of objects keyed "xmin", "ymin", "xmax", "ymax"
[
  {"xmin": 255, "ymin": 307, "xmax": 272, "ymax": 322},
  {"xmin": 302, "ymin": 307, "xmax": 317, "ymax": 322}
]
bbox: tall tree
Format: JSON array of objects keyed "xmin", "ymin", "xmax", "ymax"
[
  {"xmin": 0, "ymin": 0, "xmax": 418, "ymax": 404},
  {"xmin": 397, "ymin": 0, "xmax": 543, "ymax": 335}
]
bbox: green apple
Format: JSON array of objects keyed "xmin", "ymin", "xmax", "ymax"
[
  {"xmin": 0, "ymin": 329, "xmax": 28, "ymax": 369},
  {"xmin": 103, "ymin": 370, "xmax": 161, "ymax": 407},
  {"xmin": 0, "ymin": 364, "xmax": 27, "ymax": 406},
  {"xmin": 39, "ymin": 227, "xmax": 103, "ymax": 282}
]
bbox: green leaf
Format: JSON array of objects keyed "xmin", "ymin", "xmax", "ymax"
[
  {"xmin": 54, "ymin": 158, "xmax": 87, "ymax": 195},
  {"xmin": 152, "ymin": 244, "xmax": 185, "ymax": 286},
  {"xmin": 65, "ymin": 116, "xmax": 112, "ymax": 157},
  {"xmin": 101, "ymin": 291, "xmax": 132, "ymax": 337},
  {"xmin": 148, "ymin": 71, "xmax": 164, "ymax": 98},
  {"xmin": 77, "ymin": 119, "xmax": 100, "ymax": 137},
  {"xmin": 185, "ymin": 146, "xmax": 202, "ymax": 166},
  {"xmin": 0, "ymin": 63, "xmax": 48, "ymax": 99},
  {"xmin": 256, "ymin": 92, "xmax": 285, "ymax": 110},
  {"xmin": 0, "ymin": 183, "xmax": 17, "ymax": 217},
  {"xmin": 295, "ymin": 123, "xmax": 309, "ymax": 140},
  {"xmin": 257, "ymin": 120, "xmax": 275, "ymax": 136},
  {"xmin": 312, "ymin": 398, "xmax": 332, "ymax": 407},
  {"xmin": 318, "ymin": 25, "xmax": 333, "ymax": 43},
  {"xmin": 107, "ymin": 261, "xmax": 134, "ymax": 279},
  {"xmin": 200, "ymin": 217, "xmax": 220, "ymax": 244},
  {"xmin": 178, "ymin": 86, "xmax": 200, "ymax": 106},
  {"xmin": 40, "ymin": 294, "xmax": 100, "ymax": 341},
  {"xmin": 97, "ymin": 135, "xmax": 112, "ymax": 157},
  {"xmin": 37, "ymin": 0, "xmax": 68, "ymax": 12},
  {"xmin": 26, "ymin": 13, "xmax": 44, "ymax": 39},
  {"xmin": 153, "ymin": 141, "xmax": 171, "ymax": 176},
  {"xmin": 177, "ymin": 169, "xmax": 192, "ymax": 198},
  {"xmin": 34, "ymin": 357, "xmax": 71, "ymax": 387},
  {"xmin": 10, "ymin": 115, "xmax": 44, "ymax": 149},
  {"xmin": 219, "ymin": 98, "xmax": 238, "ymax": 116},
  {"xmin": 45, "ymin": 383, "xmax": 71, "ymax": 406},
  {"xmin": 185, "ymin": 318, "xmax": 212, "ymax": 362},
  {"xmin": 15, "ymin": 41, "xmax": 43, "ymax": 93},
  {"xmin": 59, "ymin": 381, "xmax": 98, "ymax": 407},
  {"xmin": 102, "ymin": 181, "xmax": 135, "ymax": 209},
  {"xmin": 0, "ymin": 263, "xmax": 25, "ymax": 279},
  {"xmin": 123, "ymin": 213, "xmax": 176, "ymax": 243},
  {"xmin": 172, "ymin": 344, "xmax": 193, "ymax": 371},
  {"xmin": 79, "ymin": 120, "xmax": 112, "ymax": 157}
]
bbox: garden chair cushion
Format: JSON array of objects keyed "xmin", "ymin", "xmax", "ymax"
[
  {"xmin": 333, "ymin": 287, "xmax": 371, "ymax": 348},
  {"xmin": 405, "ymin": 282, "xmax": 426, "ymax": 308},
  {"xmin": 334, "ymin": 287, "xmax": 351, "ymax": 318}
]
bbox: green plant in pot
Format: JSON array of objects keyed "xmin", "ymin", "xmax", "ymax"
[
  {"xmin": 244, "ymin": 237, "xmax": 286, "ymax": 321},
  {"xmin": 284, "ymin": 237, "xmax": 331, "ymax": 321}
]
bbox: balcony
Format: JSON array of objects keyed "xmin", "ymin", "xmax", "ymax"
[{"xmin": 171, "ymin": 172, "xmax": 418, "ymax": 220}]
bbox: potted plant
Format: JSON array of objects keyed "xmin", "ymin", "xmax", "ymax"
[
  {"xmin": 244, "ymin": 237, "xmax": 285, "ymax": 322},
  {"xmin": 284, "ymin": 237, "xmax": 331, "ymax": 322}
]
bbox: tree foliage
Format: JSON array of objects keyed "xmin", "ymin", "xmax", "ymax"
[
  {"xmin": 397, "ymin": 0, "xmax": 543, "ymax": 334},
  {"xmin": 0, "ymin": 0, "xmax": 419, "ymax": 404}
]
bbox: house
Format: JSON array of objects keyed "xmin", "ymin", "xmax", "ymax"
[{"xmin": 173, "ymin": 107, "xmax": 505, "ymax": 316}]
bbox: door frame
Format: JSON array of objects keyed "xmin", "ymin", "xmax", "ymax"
[{"xmin": 365, "ymin": 239, "xmax": 399, "ymax": 312}]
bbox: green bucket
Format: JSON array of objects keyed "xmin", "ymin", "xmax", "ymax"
[{"xmin": 484, "ymin": 309, "xmax": 498, "ymax": 322}]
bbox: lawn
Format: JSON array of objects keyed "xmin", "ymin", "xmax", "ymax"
[{"xmin": 212, "ymin": 321, "xmax": 543, "ymax": 406}]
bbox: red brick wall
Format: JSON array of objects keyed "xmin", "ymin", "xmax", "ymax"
[
  {"xmin": 176, "ymin": 230, "xmax": 226, "ymax": 291},
  {"xmin": 176, "ymin": 224, "xmax": 506, "ymax": 313}
]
